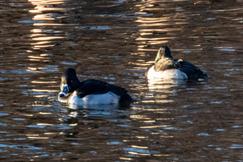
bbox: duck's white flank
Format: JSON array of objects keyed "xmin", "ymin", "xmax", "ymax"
[
  {"xmin": 147, "ymin": 66, "xmax": 188, "ymax": 81},
  {"xmin": 67, "ymin": 91, "xmax": 120, "ymax": 106}
]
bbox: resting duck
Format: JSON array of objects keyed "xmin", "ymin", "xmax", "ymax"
[
  {"xmin": 147, "ymin": 46, "xmax": 208, "ymax": 82},
  {"xmin": 58, "ymin": 68, "xmax": 133, "ymax": 107}
]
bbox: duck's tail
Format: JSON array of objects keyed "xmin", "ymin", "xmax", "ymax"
[{"xmin": 119, "ymin": 93, "xmax": 133, "ymax": 107}]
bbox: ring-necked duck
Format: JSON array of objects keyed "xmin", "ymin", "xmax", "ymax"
[
  {"xmin": 58, "ymin": 68, "xmax": 133, "ymax": 107},
  {"xmin": 147, "ymin": 46, "xmax": 208, "ymax": 82}
]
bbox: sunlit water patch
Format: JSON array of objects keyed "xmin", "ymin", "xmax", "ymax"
[{"xmin": 0, "ymin": 0, "xmax": 243, "ymax": 161}]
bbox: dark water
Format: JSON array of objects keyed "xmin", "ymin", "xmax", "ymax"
[{"xmin": 0, "ymin": 0, "xmax": 243, "ymax": 161}]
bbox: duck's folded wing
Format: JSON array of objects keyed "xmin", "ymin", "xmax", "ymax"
[
  {"xmin": 177, "ymin": 60, "xmax": 207, "ymax": 80},
  {"xmin": 77, "ymin": 79, "xmax": 129, "ymax": 97},
  {"xmin": 77, "ymin": 79, "xmax": 109, "ymax": 97}
]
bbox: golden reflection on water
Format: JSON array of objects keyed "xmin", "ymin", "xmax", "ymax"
[
  {"xmin": 135, "ymin": 0, "xmax": 187, "ymax": 51},
  {"xmin": 18, "ymin": 2, "xmax": 62, "ymax": 145},
  {"xmin": 29, "ymin": 26, "xmax": 64, "ymax": 50},
  {"xmin": 28, "ymin": 0, "xmax": 65, "ymax": 50},
  {"xmin": 28, "ymin": 0, "xmax": 65, "ymax": 13},
  {"xmin": 24, "ymin": 0, "xmax": 64, "ymax": 101}
]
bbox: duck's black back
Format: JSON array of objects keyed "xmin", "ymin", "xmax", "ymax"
[
  {"xmin": 76, "ymin": 79, "xmax": 132, "ymax": 104},
  {"xmin": 177, "ymin": 60, "xmax": 208, "ymax": 81}
]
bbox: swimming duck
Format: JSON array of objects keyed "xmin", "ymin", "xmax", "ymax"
[
  {"xmin": 147, "ymin": 46, "xmax": 208, "ymax": 81},
  {"xmin": 58, "ymin": 68, "xmax": 133, "ymax": 107}
]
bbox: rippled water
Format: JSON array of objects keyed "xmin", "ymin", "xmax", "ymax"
[{"xmin": 0, "ymin": 0, "xmax": 243, "ymax": 161}]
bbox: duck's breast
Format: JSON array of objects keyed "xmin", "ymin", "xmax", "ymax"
[
  {"xmin": 147, "ymin": 66, "xmax": 188, "ymax": 81},
  {"xmin": 68, "ymin": 91, "xmax": 120, "ymax": 107}
]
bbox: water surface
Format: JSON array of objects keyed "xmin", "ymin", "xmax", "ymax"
[{"xmin": 0, "ymin": 0, "xmax": 243, "ymax": 161}]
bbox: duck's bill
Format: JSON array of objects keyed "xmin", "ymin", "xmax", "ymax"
[
  {"xmin": 59, "ymin": 84, "xmax": 70, "ymax": 97},
  {"xmin": 58, "ymin": 91, "xmax": 69, "ymax": 98}
]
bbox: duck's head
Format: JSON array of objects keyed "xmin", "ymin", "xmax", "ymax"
[
  {"xmin": 154, "ymin": 46, "xmax": 175, "ymax": 71},
  {"xmin": 58, "ymin": 68, "xmax": 80, "ymax": 98},
  {"xmin": 155, "ymin": 46, "xmax": 173, "ymax": 62}
]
